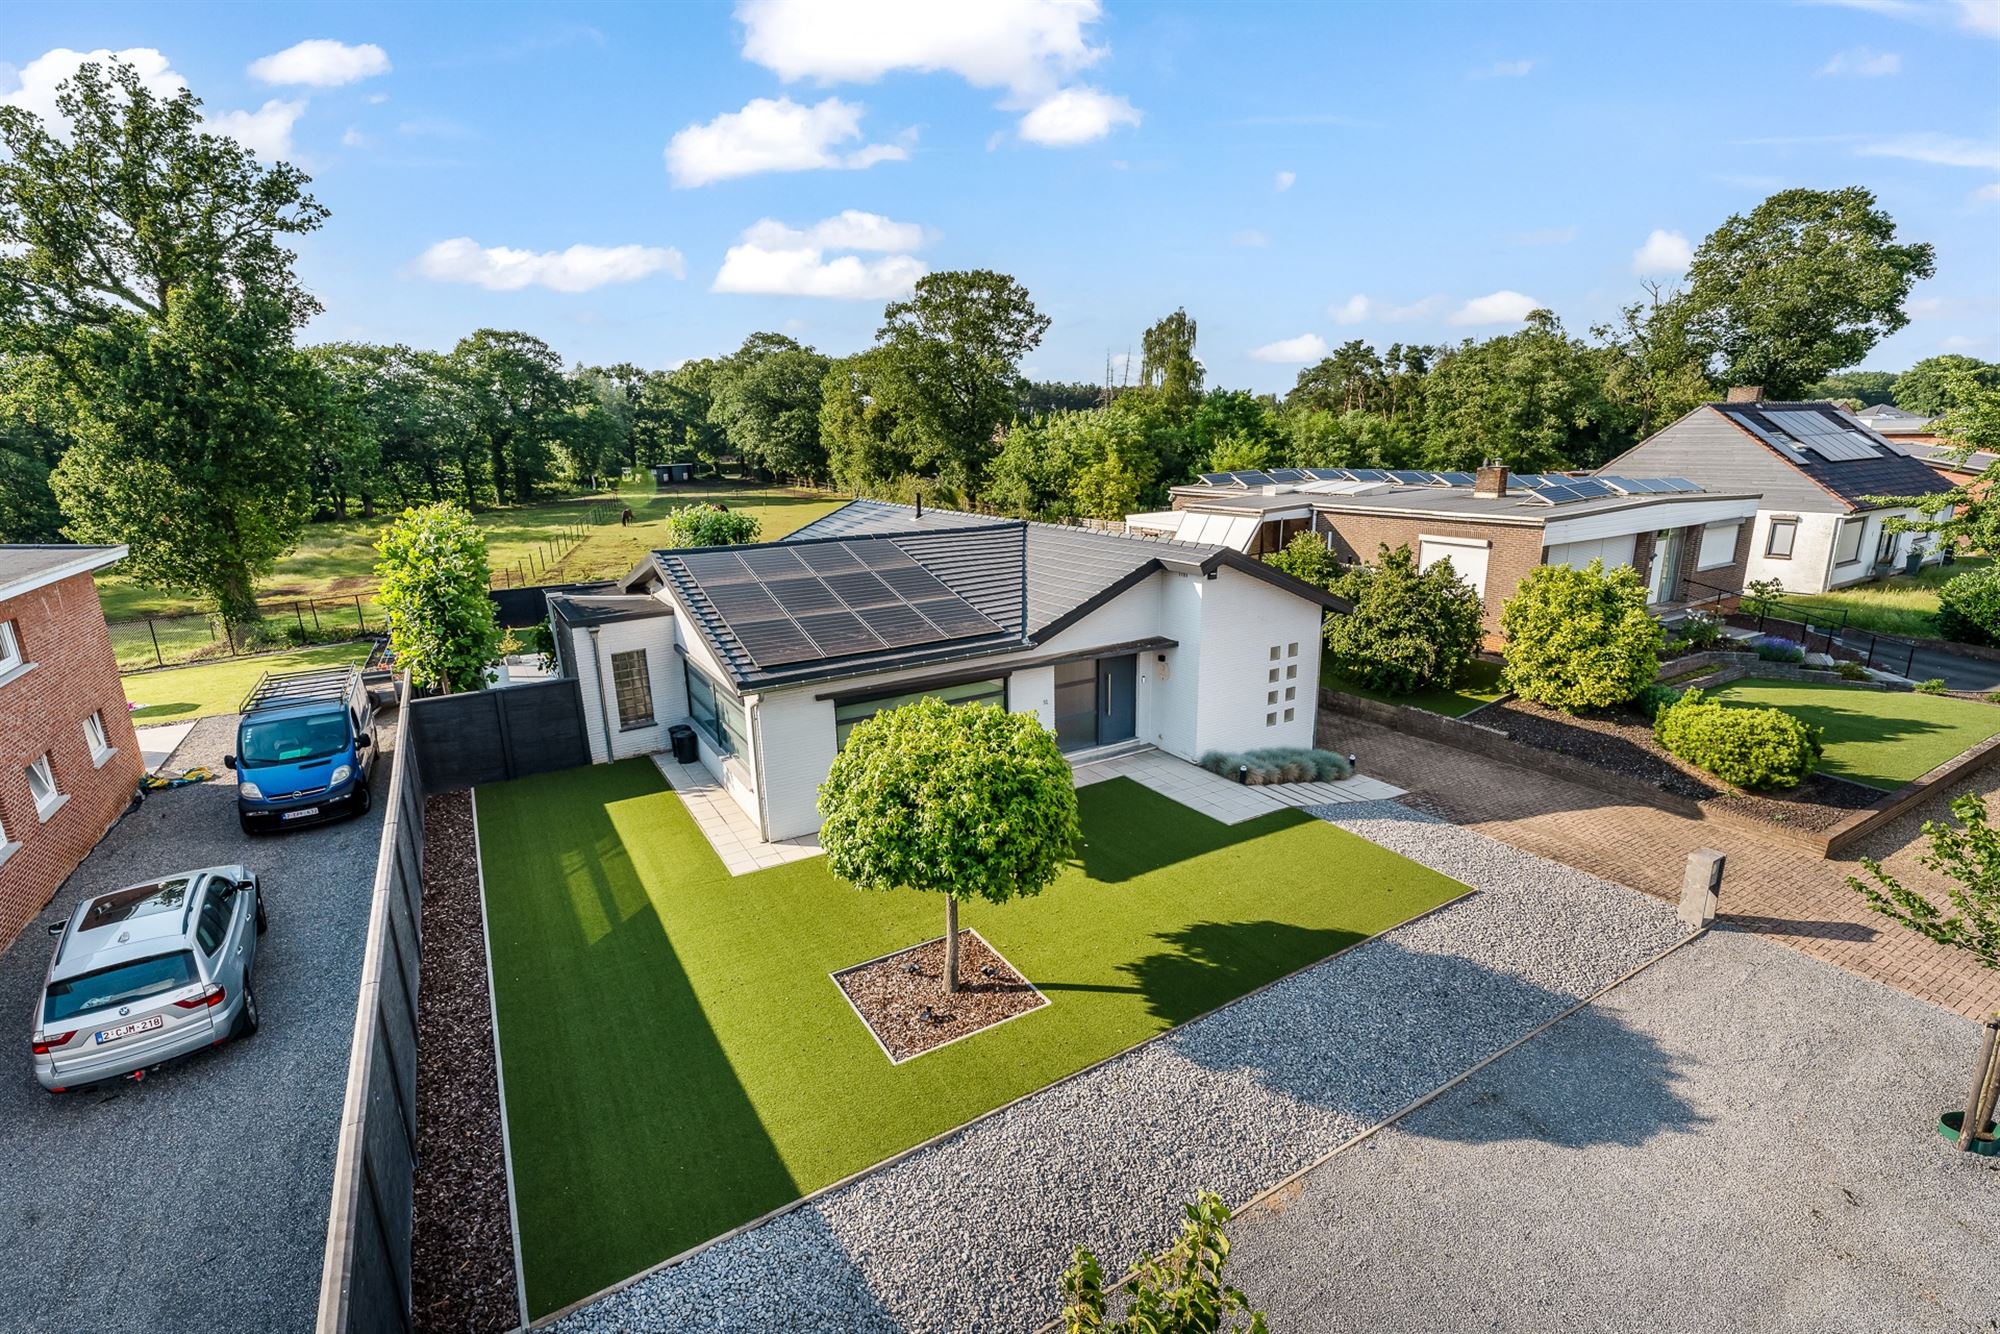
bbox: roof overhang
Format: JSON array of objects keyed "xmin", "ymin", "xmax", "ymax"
[{"xmin": 0, "ymin": 544, "xmax": 127, "ymax": 603}]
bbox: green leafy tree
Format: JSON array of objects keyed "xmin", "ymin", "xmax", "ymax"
[
  {"xmin": 819, "ymin": 698, "xmax": 1079, "ymax": 994},
  {"xmin": 1673, "ymin": 187, "xmax": 1935, "ymax": 398},
  {"xmin": 1596, "ymin": 284, "xmax": 1716, "ymax": 437},
  {"xmin": 375, "ymin": 502, "xmax": 504, "ymax": 694},
  {"xmin": 988, "ymin": 397, "xmax": 1189, "ymax": 520},
  {"xmin": 1870, "ymin": 371, "xmax": 2000, "ymax": 555},
  {"xmin": 564, "ymin": 367, "xmax": 632, "ymax": 491},
  {"xmin": 1850, "ymin": 793, "xmax": 2000, "ymax": 974},
  {"xmin": 1061, "ymin": 1191, "xmax": 1267, "ymax": 1334},
  {"xmin": 0, "ymin": 353, "xmax": 67, "ymax": 541},
  {"xmin": 1139, "ymin": 307, "xmax": 1204, "ymax": 410},
  {"xmin": 1893, "ymin": 355, "xmax": 1999, "ymax": 417},
  {"xmin": 1808, "ymin": 370, "xmax": 1900, "ymax": 406},
  {"xmin": 821, "ymin": 349, "xmax": 917, "ymax": 492},
  {"xmin": 709, "ymin": 333, "xmax": 832, "ymax": 480},
  {"xmin": 449, "ymin": 329, "xmax": 572, "ymax": 505},
  {"xmin": 1324, "ymin": 544, "xmax": 1484, "ymax": 695},
  {"xmin": 871, "ymin": 269, "xmax": 1051, "ymax": 493},
  {"xmin": 661, "ymin": 502, "xmax": 760, "ymax": 547},
  {"xmin": 1263, "ymin": 531, "xmax": 1346, "ymax": 591},
  {"xmin": 1500, "ymin": 559, "xmax": 1662, "ymax": 712},
  {"xmin": 1, "ymin": 58, "xmax": 327, "ymax": 630},
  {"xmin": 1419, "ymin": 310, "xmax": 1624, "ymax": 472}
]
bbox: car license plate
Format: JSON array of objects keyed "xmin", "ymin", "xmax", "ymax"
[
  {"xmin": 96, "ymin": 1015, "xmax": 163, "ymax": 1044},
  {"xmin": 281, "ymin": 806, "xmax": 320, "ymax": 821}
]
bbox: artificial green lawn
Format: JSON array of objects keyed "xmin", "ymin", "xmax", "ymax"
[
  {"xmin": 1706, "ymin": 677, "xmax": 2000, "ymax": 790},
  {"xmin": 1321, "ymin": 655, "xmax": 1508, "ymax": 717},
  {"xmin": 476, "ymin": 760, "xmax": 1465, "ymax": 1316},
  {"xmin": 119, "ymin": 641, "xmax": 375, "ymax": 722}
]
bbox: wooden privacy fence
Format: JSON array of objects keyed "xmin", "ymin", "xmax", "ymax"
[
  {"xmin": 407, "ymin": 677, "xmax": 592, "ymax": 792},
  {"xmin": 317, "ymin": 675, "xmax": 426, "ymax": 1334}
]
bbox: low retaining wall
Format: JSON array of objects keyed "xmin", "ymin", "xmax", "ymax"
[{"xmin": 1820, "ymin": 730, "xmax": 2000, "ymax": 857}]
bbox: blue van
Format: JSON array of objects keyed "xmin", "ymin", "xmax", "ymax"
[{"xmin": 224, "ymin": 666, "xmax": 378, "ymax": 834}]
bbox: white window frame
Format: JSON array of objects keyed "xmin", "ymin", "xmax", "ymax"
[
  {"xmin": 1764, "ymin": 517, "xmax": 1797, "ymax": 560},
  {"xmin": 1833, "ymin": 517, "xmax": 1865, "ymax": 567},
  {"xmin": 84, "ymin": 710, "xmax": 114, "ymax": 764},
  {"xmin": 26, "ymin": 753, "xmax": 62, "ymax": 821},
  {"xmin": 0, "ymin": 621, "xmax": 19, "ymax": 675},
  {"xmin": 1696, "ymin": 522, "xmax": 1741, "ymax": 572}
]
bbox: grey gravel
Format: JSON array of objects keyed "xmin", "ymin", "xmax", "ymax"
[
  {"xmin": 555, "ymin": 801, "xmax": 1687, "ymax": 1334},
  {"xmin": 0, "ymin": 711, "xmax": 393, "ymax": 1334},
  {"xmin": 1226, "ymin": 927, "xmax": 2000, "ymax": 1332}
]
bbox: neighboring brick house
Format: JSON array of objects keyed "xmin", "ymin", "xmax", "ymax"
[
  {"xmin": 1131, "ymin": 464, "xmax": 1759, "ymax": 640},
  {"xmin": 0, "ymin": 546, "xmax": 143, "ymax": 949}
]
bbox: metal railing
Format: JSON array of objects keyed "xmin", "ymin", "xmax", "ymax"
[{"xmin": 1671, "ymin": 577, "xmax": 1919, "ymax": 678}]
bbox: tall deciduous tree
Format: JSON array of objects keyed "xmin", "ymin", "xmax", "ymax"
[
  {"xmin": 449, "ymin": 329, "xmax": 572, "ymax": 505},
  {"xmin": 1419, "ymin": 311, "xmax": 1621, "ymax": 471},
  {"xmin": 821, "ymin": 349, "xmax": 916, "ymax": 492},
  {"xmin": 375, "ymin": 502, "xmax": 503, "ymax": 694},
  {"xmin": 709, "ymin": 332, "xmax": 831, "ymax": 480},
  {"xmin": 819, "ymin": 698, "xmax": 1079, "ymax": 994},
  {"xmin": 1139, "ymin": 307, "xmax": 1203, "ymax": 409},
  {"xmin": 0, "ymin": 58, "xmax": 327, "ymax": 629},
  {"xmin": 1894, "ymin": 355, "xmax": 2000, "ymax": 417},
  {"xmin": 871, "ymin": 269, "xmax": 1051, "ymax": 493},
  {"xmin": 1673, "ymin": 187, "xmax": 1935, "ymax": 398}
]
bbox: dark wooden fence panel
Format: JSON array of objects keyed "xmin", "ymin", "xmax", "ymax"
[
  {"xmin": 408, "ymin": 678, "xmax": 591, "ymax": 792},
  {"xmin": 487, "ymin": 580, "xmax": 616, "ymax": 628}
]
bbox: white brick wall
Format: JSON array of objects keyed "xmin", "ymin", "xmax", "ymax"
[
  {"xmin": 570, "ymin": 618, "xmax": 685, "ymax": 764},
  {"xmin": 1190, "ymin": 565, "xmax": 1322, "ymax": 757}
]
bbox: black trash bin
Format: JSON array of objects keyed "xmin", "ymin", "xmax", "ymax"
[{"xmin": 668, "ymin": 723, "xmax": 698, "ymax": 764}]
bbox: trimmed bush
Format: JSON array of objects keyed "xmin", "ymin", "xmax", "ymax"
[
  {"xmin": 1499, "ymin": 559, "xmax": 1662, "ymax": 713},
  {"xmin": 1653, "ymin": 688, "xmax": 1823, "ymax": 790},
  {"xmin": 1835, "ymin": 661, "xmax": 1872, "ymax": 681},
  {"xmin": 662, "ymin": 502, "xmax": 761, "ymax": 548},
  {"xmin": 1322, "ymin": 544, "xmax": 1483, "ymax": 696},
  {"xmin": 1750, "ymin": 634, "xmax": 1806, "ymax": 663},
  {"xmin": 1937, "ymin": 565, "xmax": 2000, "ymax": 646},
  {"xmin": 1199, "ymin": 747, "xmax": 1353, "ymax": 785},
  {"xmin": 1916, "ymin": 677, "xmax": 1949, "ymax": 694},
  {"xmin": 1635, "ymin": 683, "xmax": 1686, "ymax": 719}
]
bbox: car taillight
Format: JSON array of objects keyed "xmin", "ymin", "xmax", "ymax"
[
  {"xmin": 31, "ymin": 1032, "xmax": 75, "ymax": 1055},
  {"xmin": 173, "ymin": 985, "xmax": 225, "ymax": 1010}
]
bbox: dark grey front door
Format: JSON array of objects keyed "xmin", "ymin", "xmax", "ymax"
[{"xmin": 1097, "ymin": 654, "xmax": 1137, "ymax": 745}]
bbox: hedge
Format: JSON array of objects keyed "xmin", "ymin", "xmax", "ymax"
[{"xmin": 1652, "ymin": 688, "xmax": 1823, "ymax": 790}]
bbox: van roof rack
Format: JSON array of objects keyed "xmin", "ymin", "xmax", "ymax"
[{"xmin": 239, "ymin": 666, "xmax": 357, "ymax": 716}]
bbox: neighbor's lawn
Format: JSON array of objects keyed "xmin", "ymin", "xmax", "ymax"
[
  {"xmin": 477, "ymin": 760, "xmax": 1465, "ymax": 1316},
  {"xmin": 96, "ymin": 483, "xmax": 846, "ymax": 621},
  {"xmin": 119, "ymin": 641, "xmax": 375, "ymax": 723},
  {"xmin": 1706, "ymin": 677, "xmax": 2000, "ymax": 790},
  {"xmin": 1321, "ymin": 656, "xmax": 1508, "ymax": 718},
  {"xmin": 1761, "ymin": 557, "xmax": 1988, "ymax": 641}
]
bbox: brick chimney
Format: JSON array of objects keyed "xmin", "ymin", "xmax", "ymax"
[
  {"xmin": 1473, "ymin": 460, "xmax": 1510, "ymax": 498},
  {"xmin": 1725, "ymin": 385, "xmax": 1763, "ymax": 403}
]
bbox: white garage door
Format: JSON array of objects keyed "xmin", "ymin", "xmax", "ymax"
[
  {"xmin": 1546, "ymin": 534, "xmax": 1638, "ymax": 573},
  {"xmin": 1418, "ymin": 535, "xmax": 1491, "ymax": 599}
]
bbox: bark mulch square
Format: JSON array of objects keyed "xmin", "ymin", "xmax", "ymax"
[{"xmin": 833, "ymin": 929, "xmax": 1049, "ymax": 1063}]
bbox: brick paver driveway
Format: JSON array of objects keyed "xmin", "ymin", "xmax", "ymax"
[{"xmin": 1321, "ymin": 715, "xmax": 2000, "ymax": 1020}]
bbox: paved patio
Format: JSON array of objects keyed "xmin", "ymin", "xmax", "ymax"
[{"xmin": 651, "ymin": 753, "xmax": 823, "ymax": 876}]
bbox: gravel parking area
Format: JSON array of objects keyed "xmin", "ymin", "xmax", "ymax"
[
  {"xmin": 1225, "ymin": 927, "xmax": 1999, "ymax": 1332},
  {"xmin": 551, "ymin": 801, "xmax": 1686, "ymax": 1333},
  {"xmin": 0, "ymin": 710, "xmax": 393, "ymax": 1334}
]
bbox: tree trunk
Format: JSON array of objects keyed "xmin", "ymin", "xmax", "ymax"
[
  {"xmin": 217, "ymin": 567, "xmax": 261, "ymax": 638},
  {"xmin": 944, "ymin": 895, "xmax": 959, "ymax": 995}
]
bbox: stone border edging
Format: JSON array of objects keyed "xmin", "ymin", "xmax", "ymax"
[{"xmin": 1819, "ymin": 728, "xmax": 2000, "ymax": 857}]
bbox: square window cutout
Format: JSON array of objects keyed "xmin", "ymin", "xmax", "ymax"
[
  {"xmin": 1284, "ymin": 707, "xmax": 1295, "ymax": 722},
  {"xmin": 1269, "ymin": 645, "xmax": 1281, "ymax": 661},
  {"xmin": 1287, "ymin": 642, "xmax": 1299, "ymax": 657},
  {"xmin": 1285, "ymin": 686, "xmax": 1296, "ymax": 701},
  {"xmin": 1286, "ymin": 664, "xmax": 1297, "ymax": 679},
  {"xmin": 1267, "ymin": 690, "xmax": 1278, "ymax": 705},
  {"xmin": 1268, "ymin": 668, "xmax": 1280, "ymax": 683},
  {"xmin": 1266, "ymin": 712, "xmax": 1277, "ymax": 726}
]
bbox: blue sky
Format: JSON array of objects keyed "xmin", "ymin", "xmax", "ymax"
[{"xmin": 6, "ymin": 0, "xmax": 1997, "ymax": 393}]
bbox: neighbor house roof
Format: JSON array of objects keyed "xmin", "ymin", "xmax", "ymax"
[
  {"xmin": 0, "ymin": 544, "xmax": 126, "ymax": 603},
  {"xmin": 1167, "ymin": 474, "xmax": 1757, "ymax": 530},
  {"xmin": 1706, "ymin": 400, "xmax": 1954, "ymax": 509},
  {"xmin": 1892, "ymin": 439, "xmax": 1996, "ymax": 476},
  {"xmin": 546, "ymin": 592, "xmax": 676, "ymax": 629}
]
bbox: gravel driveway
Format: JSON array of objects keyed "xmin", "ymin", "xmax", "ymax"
[
  {"xmin": 551, "ymin": 801, "xmax": 1688, "ymax": 1333},
  {"xmin": 0, "ymin": 710, "xmax": 393, "ymax": 1334},
  {"xmin": 1225, "ymin": 927, "xmax": 1999, "ymax": 1332}
]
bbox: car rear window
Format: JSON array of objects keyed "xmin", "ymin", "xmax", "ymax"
[
  {"xmin": 43, "ymin": 952, "xmax": 197, "ymax": 1023},
  {"xmin": 240, "ymin": 711, "xmax": 350, "ymax": 765}
]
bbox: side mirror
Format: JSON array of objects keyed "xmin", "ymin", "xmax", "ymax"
[
  {"xmin": 354, "ymin": 734, "xmax": 372, "ymax": 749},
  {"xmin": 46, "ymin": 921, "xmax": 64, "ymax": 937},
  {"xmin": 222, "ymin": 755, "xmax": 237, "ymax": 770}
]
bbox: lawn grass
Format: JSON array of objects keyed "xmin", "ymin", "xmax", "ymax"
[
  {"xmin": 1706, "ymin": 677, "xmax": 2000, "ymax": 790},
  {"xmin": 119, "ymin": 641, "xmax": 375, "ymax": 722},
  {"xmin": 1759, "ymin": 557, "xmax": 1988, "ymax": 641},
  {"xmin": 1320, "ymin": 656, "xmax": 1508, "ymax": 717},
  {"xmin": 96, "ymin": 481, "xmax": 846, "ymax": 621},
  {"xmin": 476, "ymin": 760, "xmax": 1465, "ymax": 1317}
]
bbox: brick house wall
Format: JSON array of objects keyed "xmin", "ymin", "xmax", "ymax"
[
  {"xmin": 1313, "ymin": 511, "xmax": 1544, "ymax": 638},
  {"xmin": 0, "ymin": 570, "xmax": 143, "ymax": 948}
]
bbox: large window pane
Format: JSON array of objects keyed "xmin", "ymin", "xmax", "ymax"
[
  {"xmin": 612, "ymin": 650, "xmax": 654, "ymax": 729},
  {"xmin": 1053, "ymin": 659, "xmax": 1097, "ymax": 751},
  {"xmin": 834, "ymin": 677, "xmax": 1005, "ymax": 748},
  {"xmin": 684, "ymin": 663, "xmax": 746, "ymax": 756}
]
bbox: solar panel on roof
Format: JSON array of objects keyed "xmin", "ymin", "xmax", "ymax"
[
  {"xmin": 855, "ymin": 602, "xmax": 942, "ymax": 648},
  {"xmin": 1302, "ymin": 468, "xmax": 1346, "ymax": 481},
  {"xmin": 795, "ymin": 610, "xmax": 884, "ymax": 657},
  {"xmin": 1198, "ymin": 472, "xmax": 1235, "ymax": 486},
  {"xmin": 1232, "ymin": 470, "xmax": 1275, "ymax": 486},
  {"xmin": 765, "ymin": 575, "xmax": 844, "ymax": 615},
  {"xmin": 797, "ymin": 543, "xmax": 863, "ymax": 573},
  {"xmin": 1435, "ymin": 471, "xmax": 1475, "ymax": 486},
  {"xmin": 824, "ymin": 570, "xmax": 897, "ymax": 607},
  {"xmin": 682, "ymin": 551, "xmax": 751, "ymax": 582},
  {"xmin": 1387, "ymin": 470, "xmax": 1433, "ymax": 485},
  {"xmin": 1268, "ymin": 468, "xmax": 1309, "ymax": 482},
  {"xmin": 1533, "ymin": 484, "xmax": 1588, "ymax": 504},
  {"xmin": 706, "ymin": 582, "xmax": 784, "ymax": 621},
  {"xmin": 1661, "ymin": 478, "xmax": 1701, "ymax": 493},
  {"xmin": 738, "ymin": 546, "xmax": 807, "ymax": 576},
  {"xmin": 1561, "ymin": 478, "xmax": 1614, "ymax": 499},
  {"xmin": 911, "ymin": 598, "xmax": 998, "ymax": 636},
  {"xmin": 1510, "ymin": 474, "xmax": 1550, "ymax": 489},
  {"xmin": 1348, "ymin": 468, "xmax": 1389, "ymax": 481},
  {"xmin": 852, "ymin": 541, "xmax": 918, "ymax": 568},
  {"xmin": 876, "ymin": 564, "xmax": 953, "ymax": 599},
  {"xmin": 729, "ymin": 620, "xmax": 820, "ymax": 667}
]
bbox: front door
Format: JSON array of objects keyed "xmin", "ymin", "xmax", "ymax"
[{"xmin": 1097, "ymin": 655, "xmax": 1137, "ymax": 746}]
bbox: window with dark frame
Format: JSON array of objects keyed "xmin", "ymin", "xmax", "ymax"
[
  {"xmin": 611, "ymin": 650, "xmax": 655, "ymax": 729},
  {"xmin": 1834, "ymin": 518, "xmax": 1864, "ymax": 567},
  {"xmin": 1765, "ymin": 518, "xmax": 1797, "ymax": 559},
  {"xmin": 684, "ymin": 662, "xmax": 748, "ymax": 757}
]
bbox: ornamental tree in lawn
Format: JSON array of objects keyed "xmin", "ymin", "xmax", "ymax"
[
  {"xmin": 375, "ymin": 502, "xmax": 504, "ymax": 694},
  {"xmin": 1500, "ymin": 558, "xmax": 1662, "ymax": 712},
  {"xmin": 818, "ymin": 697, "xmax": 1080, "ymax": 994}
]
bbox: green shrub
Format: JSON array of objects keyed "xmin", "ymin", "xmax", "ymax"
[
  {"xmin": 1262, "ymin": 532, "xmax": 1346, "ymax": 592},
  {"xmin": 1322, "ymin": 544, "xmax": 1483, "ymax": 696},
  {"xmin": 1937, "ymin": 565, "xmax": 2000, "ymax": 646},
  {"xmin": 661, "ymin": 502, "xmax": 761, "ymax": 547},
  {"xmin": 1198, "ymin": 748, "xmax": 1353, "ymax": 784},
  {"xmin": 1916, "ymin": 677, "xmax": 1949, "ymax": 694},
  {"xmin": 1677, "ymin": 611, "xmax": 1725, "ymax": 650},
  {"xmin": 1653, "ymin": 688, "xmax": 1823, "ymax": 790},
  {"xmin": 1836, "ymin": 661, "xmax": 1872, "ymax": 681},
  {"xmin": 1635, "ymin": 683, "xmax": 1686, "ymax": 719},
  {"xmin": 1499, "ymin": 559, "xmax": 1661, "ymax": 712}
]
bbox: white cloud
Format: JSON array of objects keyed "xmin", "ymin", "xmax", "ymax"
[
  {"xmin": 0, "ymin": 47, "xmax": 186, "ymax": 129},
  {"xmin": 204, "ymin": 99, "xmax": 308, "ymax": 159},
  {"xmin": 1448, "ymin": 290, "xmax": 1540, "ymax": 325},
  {"xmin": 1017, "ymin": 86, "xmax": 1140, "ymax": 145},
  {"xmin": 248, "ymin": 39, "xmax": 390, "ymax": 87},
  {"xmin": 1856, "ymin": 132, "xmax": 2000, "ymax": 169},
  {"xmin": 1631, "ymin": 228, "xmax": 1693, "ymax": 274},
  {"xmin": 1274, "ymin": 170, "xmax": 1296, "ymax": 191},
  {"xmin": 1818, "ymin": 47, "xmax": 1901, "ymax": 76},
  {"xmin": 1248, "ymin": 333, "xmax": 1328, "ymax": 363},
  {"xmin": 664, "ymin": 96, "xmax": 906, "ymax": 187},
  {"xmin": 1330, "ymin": 295, "xmax": 1372, "ymax": 325},
  {"xmin": 341, "ymin": 126, "xmax": 368, "ymax": 148},
  {"xmin": 1803, "ymin": 0, "xmax": 1999, "ymax": 38},
  {"xmin": 1942, "ymin": 333, "xmax": 1987, "ymax": 351},
  {"xmin": 1232, "ymin": 229, "xmax": 1270, "ymax": 248},
  {"xmin": 1974, "ymin": 181, "xmax": 2000, "ymax": 202},
  {"xmin": 365, "ymin": 92, "xmax": 390, "ymax": 105},
  {"xmin": 416, "ymin": 238, "xmax": 685, "ymax": 292},
  {"xmin": 1328, "ymin": 293, "xmax": 1446, "ymax": 324},
  {"xmin": 713, "ymin": 211, "xmax": 927, "ymax": 299},
  {"xmin": 1471, "ymin": 58, "xmax": 1535, "ymax": 78}
]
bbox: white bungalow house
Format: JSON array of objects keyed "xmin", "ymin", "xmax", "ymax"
[{"xmin": 547, "ymin": 499, "xmax": 1349, "ymax": 844}]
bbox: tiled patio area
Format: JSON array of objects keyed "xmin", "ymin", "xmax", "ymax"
[
  {"xmin": 1070, "ymin": 745, "xmax": 1405, "ymax": 824},
  {"xmin": 651, "ymin": 753, "xmax": 823, "ymax": 876}
]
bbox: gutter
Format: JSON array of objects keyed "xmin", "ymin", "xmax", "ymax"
[{"xmin": 585, "ymin": 627, "xmax": 616, "ymax": 765}]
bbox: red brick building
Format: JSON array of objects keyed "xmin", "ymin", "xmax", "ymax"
[{"xmin": 0, "ymin": 546, "xmax": 143, "ymax": 949}]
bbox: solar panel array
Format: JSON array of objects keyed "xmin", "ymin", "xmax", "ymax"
[
  {"xmin": 677, "ymin": 540, "xmax": 1006, "ymax": 669},
  {"xmin": 1727, "ymin": 405, "xmax": 1884, "ymax": 463},
  {"xmin": 1198, "ymin": 467, "xmax": 1475, "ymax": 488},
  {"xmin": 1196, "ymin": 466, "xmax": 1701, "ymax": 506}
]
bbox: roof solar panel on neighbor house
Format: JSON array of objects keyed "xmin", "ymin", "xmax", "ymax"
[
  {"xmin": 1268, "ymin": 468, "xmax": 1309, "ymax": 482},
  {"xmin": 1347, "ymin": 468, "xmax": 1389, "ymax": 481},
  {"xmin": 1435, "ymin": 471, "xmax": 1475, "ymax": 486},
  {"xmin": 1661, "ymin": 478, "xmax": 1701, "ymax": 492},
  {"xmin": 1198, "ymin": 472, "xmax": 1236, "ymax": 486},
  {"xmin": 1232, "ymin": 470, "xmax": 1276, "ymax": 486},
  {"xmin": 1302, "ymin": 467, "xmax": 1347, "ymax": 481},
  {"xmin": 1387, "ymin": 469, "xmax": 1434, "ymax": 484},
  {"xmin": 1561, "ymin": 478, "xmax": 1615, "ymax": 498}
]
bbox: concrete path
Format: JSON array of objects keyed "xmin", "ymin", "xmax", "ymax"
[
  {"xmin": 1227, "ymin": 928, "xmax": 1998, "ymax": 1332},
  {"xmin": 135, "ymin": 719, "xmax": 197, "ymax": 772}
]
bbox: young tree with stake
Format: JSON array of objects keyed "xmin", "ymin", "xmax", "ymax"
[{"xmin": 819, "ymin": 698, "xmax": 1080, "ymax": 994}]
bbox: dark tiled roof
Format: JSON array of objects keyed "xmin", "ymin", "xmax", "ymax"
[{"xmin": 1712, "ymin": 401, "xmax": 1954, "ymax": 509}]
